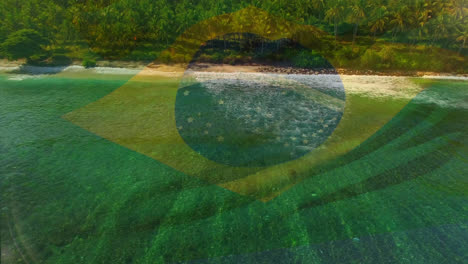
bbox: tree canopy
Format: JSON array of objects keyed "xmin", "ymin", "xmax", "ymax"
[
  {"xmin": 1, "ymin": 29, "xmax": 48, "ymax": 60},
  {"xmin": 0, "ymin": 0, "xmax": 466, "ymax": 69}
]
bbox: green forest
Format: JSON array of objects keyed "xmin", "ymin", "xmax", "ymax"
[{"xmin": 0, "ymin": 0, "xmax": 467, "ymax": 72}]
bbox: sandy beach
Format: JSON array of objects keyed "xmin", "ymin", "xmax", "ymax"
[{"xmin": 1, "ymin": 59, "xmax": 467, "ymax": 78}]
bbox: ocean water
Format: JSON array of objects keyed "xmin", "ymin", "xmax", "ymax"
[{"xmin": 1, "ymin": 71, "xmax": 467, "ymax": 263}]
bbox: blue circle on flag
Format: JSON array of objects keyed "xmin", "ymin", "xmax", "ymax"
[{"xmin": 175, "ymin": 72, "xmax": 345, "ymax": 167}]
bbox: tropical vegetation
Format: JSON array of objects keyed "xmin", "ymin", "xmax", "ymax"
[{"xmin": 0, "ymin": 0, "xmax": 466, "ymax": 72}]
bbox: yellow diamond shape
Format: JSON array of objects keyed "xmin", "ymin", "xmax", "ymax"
[{"xmin": 63, "ymin": 7, "xmax": 424, "ymax": 201}]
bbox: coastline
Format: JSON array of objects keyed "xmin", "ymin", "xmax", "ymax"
[{"xmin": 1, "ymin": 59, "xmax": 467, "ymax": 79}]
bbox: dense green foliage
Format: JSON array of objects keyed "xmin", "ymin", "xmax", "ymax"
[
  {"xmin": 0, "ymin": 29, "xmax": 48, "ymax": 60},
  {"xmin": 0, "ymin": 0, "xmax": 466, "ymax": 71},
  {"xmin": 190, "ymin": 34, "xmax": 466, "ymax": 72},
  {"xmin": 82, "ymin": 58, "xmax": 97, "ymax": 68},
  {"xmin": 190, "ymin": 36, "xmax": 335, "ymax": 68}
]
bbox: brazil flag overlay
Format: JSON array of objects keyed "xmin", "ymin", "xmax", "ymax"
[
  {"xmin": 1, "ymin": 5, "xmax": 468, "ymax": 264},
  {"xmin": 62, "ymin": 7, "xmax": 430, "ymax": 201}
]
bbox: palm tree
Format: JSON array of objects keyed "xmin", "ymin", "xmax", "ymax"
[
  {"xmin": 348, "ymin": 0, "xmax": 366, "ymax": 45},
  {"xmin": 310, "ymin": 0, "xmax": 325, "ymax": 20},
  {"xmin": 429, "ymin": 13, "xmax": 451, "ymax": 46},
  {"xmin": 450, "ymin": 0, "xmax": 467, "ymax": 20},
  {"xmin": 408, "ymin": 2, "xmax": 430, "ymax": 43},
  {"xmin": 325, "ymin": 0, "xmax": 345, "ymax": 41},
  {"xmin": 368, "ymin": 6, "xmax": 388, "ymax": 38},
  {"xmin": 455, "ymin": 24, "xmax": 468, "ymax": 54},
  {"xmin": 389, "ymin": 4, "xmax": 409, "ymax": 40}
]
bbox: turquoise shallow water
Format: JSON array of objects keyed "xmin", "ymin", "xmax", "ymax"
[{"xmin": 1, "ymin": 73, "xmax": 467, "ymax": 263}]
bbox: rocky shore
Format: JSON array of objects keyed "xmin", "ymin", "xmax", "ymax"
[
  {"xmin": 1, "ymin": 59, "xmax": 467, "ymax": 78},
  {"xmin": 257, "ymin": 65, "xmax": 468, "ymax": 77}
]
